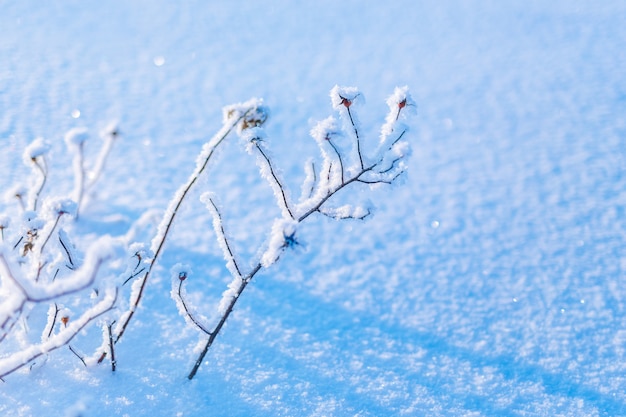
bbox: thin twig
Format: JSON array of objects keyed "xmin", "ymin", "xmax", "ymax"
[
  {"xmin": 46, "ymin": 303, "xmax": 60, "ymax": 339},
  {"xmin": 31, "ymin": 157, "xmax": 48, "ymax": 211},
  {"xmin": 58, "ymin": 232, "xmax": 76, "ymax": 269},
  {"xmin": 318, "ymin": 207, "xmax": 371, "ymax": 220},
  {"xmin": 38, "ymin": 213, "xmax": 62, "ymax": 255},
  {"xmin": 177, "ymin": 277, "xmax": 211, "ymax": 335},
  {"xmin": 253, "ymin": 141, "xmax": 295, "ymax": 219},
  {"xmin": 74, "ymin": 142, "xmax": 86, "ymax": 219},
  {"xmin": 206, "ymin": 197, "xmax": 242, "ymax": 277},
  {"xmin": 68, "ymin": 345, "xmax": 87, "ymax": 367},
  {"xmin": 327, "ymin": 140, "xmax": 344, "ymax": 184},
  {"xmin": 113, "ymin": 109, "xmax": 253, "ymax": 345},
  {"xmin": 107, "ymin": 321, "xmax": 116, "ymax": 372},
  {"xmin": 308, "ymin": 160, "xmax": 317, "ymax": 198},
  {"xmin": 0, "ymin": 288, "xmax": 118, "ymax": 379}
]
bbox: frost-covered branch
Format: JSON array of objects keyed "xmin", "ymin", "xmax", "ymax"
[
  {"xmin": 0, "ymin": 286, "xmax": 118, "ymax": 379},
  {"xmin": 174, "ymin": 271, "xmax": 212, "ymax": 335},
  {"xmin": 185, "ymin": 86, "xmax": 415, "ymax": 379},
  {"xmin": 87, "ymin": 122, "xmax": 119, "ymax": 189},
  {"xmin": 0, "ymin": 128, "xmax": 123, "ymax": 378},
  {"xmin": 65, "ymin": 128, "xmax": 89, "ymax": 218},
  {"xmin": 111, "ymin": 99, "xmax": 265, "ymax": 347}
]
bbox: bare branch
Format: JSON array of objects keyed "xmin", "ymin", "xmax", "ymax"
[
  {"xmin": 0, "ymin": 287, "xmax": 118, "ymax": 380},
  {"xmin": 113, "ymin": 107, "xmax": 255, "ymax": 346},
  {"xmin": 253, "ymin": 140, "xmax": 295, "ymax": 220},
  {"xmin": 68, "ymin": 345, "xmax": 87, "ymax": 367},
  {"xmin": 107, "ymin": 321, "xmax": 116, "ymax": 372},
  {"xmin": 205, "ymin": 197, "xmax": 242, "ymax": 278},
  {"xmin": 31, "ymin": 157, "xmax": 48, "ymax": 212},
  {"xmin": 318, "ymin": 207, "xmax": 371, "ymax": 220},
  {"xmin": 176, "ymin": 274, "xmax": 211, "ymax": 335},
  {"xmin": 327, "ymin": 139, "xmax": 344, "ymax": 184}
]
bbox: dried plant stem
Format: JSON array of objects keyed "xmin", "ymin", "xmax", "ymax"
[
  {"xmin": 0, "ymin": 288, "xmax": 118, "ymax": 379},
  {"xmin": 253, "ymin": 141, "xmax": 295, "ymax": 219},
  {"xmin": 31, "ymin": 157, "xmax": 48, "ymax": 212},
  {"xmin": 74, "ymin": 142, "xmax": 86, "ymax": 219},
  {"xmin": 46, "ymin": 303, "xmax": 60, "ymax": 339},
  {"xmin": 68, "ymin": 345, "xmax": 87, "ymax": 367},
  {"xmin": 327, "ymin": 140, "xmax": 344, "ymax": 184},
  {"xmin": 187, "ymin": 126, "xmax": 408, "ymax": 379},
  {"xmin": 188, "ymin": 264, "xmax": 261, "ymax": 380},
  {"xmin": 38, "ymin": 213, "xmax": 63, "ymax": 255},
  {"xmin": 107, "ymin": 321, "xmax": 116, "ymax": 372},
  {"xmin": 113, "ymin": 109, "xmax": 254, "ymax": 346},
  {"xmin": 177, "ymin": 278, "xmax": 212, "ymax": 335},
  {"xmin": 88, "ymin": 134, "xmax": 115, "ymax": 189}
]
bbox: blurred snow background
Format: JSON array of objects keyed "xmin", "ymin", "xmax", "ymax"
[{"xmin": 1, "ymin": 0, "xmax": 626, "ymax": 416}]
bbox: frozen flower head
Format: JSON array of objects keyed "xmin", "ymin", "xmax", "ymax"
[
  {"xmin": 386, "ymin": 86, "xmax": 417, "ymax": 119},
  {"xmin": 223, "ymin": 98, "xmax": 269, "ymax": 133},
  {"xmin": 64, "ymin": 127, "xmax": 89, "ymax": 147},
  {"xmin": 22, "ymin": 210, "xmax": 45, "ymax": 232},
  {"xmin": 23, "ymin": 137, "xmax": 51, "ymax": 164},
  {"xmin": 5, "ymin": 184, "xmax": 27, "ymax": 203},
  {"xmin": 310, "ymin": 116, "xmax": 340, "ymax": 144},
  {"xmin": 44, "ymin": 197, "xmax": 78, "ymax": 219},
  {"xmin": 330, "ymin": 86, "xmax": 364, "ymax": 110}
]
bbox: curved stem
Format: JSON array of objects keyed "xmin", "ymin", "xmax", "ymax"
[{"xmin": 114, "ymin": 110, "xmax": 253, "ymax": 345}]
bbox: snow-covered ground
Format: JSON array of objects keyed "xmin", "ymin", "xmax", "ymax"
[{"xmin": 2, "ymin": 1, "xmax": 626, "ymax": 416}]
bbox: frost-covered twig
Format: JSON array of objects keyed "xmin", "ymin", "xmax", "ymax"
[
  {"xmin": 106, "ymin": 321, "xmax": 116, "ymax": 372},
  {"xmin": 185, "ymin": 86, "xmax": 415, "ymax": 379},
  {"xmin": 174, "ymin": 272, "xmax": 211, "ymax": 335},
  {"xmin": 250, "ymin": 139, "xmax": 295, "ymax": 219},
  {"xmin": 111, "ymin": 99, "xmax": 265, "ymax": 347},
  {"xmin": 87, "ymin": 122, "xmax": 119, "ymax": 189},
  {"xmin": 0, "ymin": 287, "xmax": 118, "ymax": 379},
  {"xmin": 22, "ymin": 138, "xmax": 51, "ymax": 212},
  {"xmin": 64, "ymin": 128, "xmax": 89, "ymax": 218}
]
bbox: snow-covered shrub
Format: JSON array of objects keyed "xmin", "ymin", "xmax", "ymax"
[{"xmin": 0, "ymin": 86, "xmax": 415, "ymax": 381}]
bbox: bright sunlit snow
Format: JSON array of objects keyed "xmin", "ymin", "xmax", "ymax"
[{"xmin": 1, "ymin": 1, "xmax": 626, "ymax": 416}]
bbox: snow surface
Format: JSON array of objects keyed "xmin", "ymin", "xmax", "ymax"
[{"xmin": 1, "ymin": 0, "xmax": 626, "ymax": 416}]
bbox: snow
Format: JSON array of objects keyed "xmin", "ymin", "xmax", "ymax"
[{"xmin": 1, "ymin": 0, "xmax": 626, "ymax": 416}]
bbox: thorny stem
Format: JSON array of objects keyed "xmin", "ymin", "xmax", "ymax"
[
  {"xmin": 112, "ymin": 109, "xmax": 255, "ymax": 346},
  {"xmin": 188, "ymin": 129, "xmax": 408, "ymax": 379}
]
